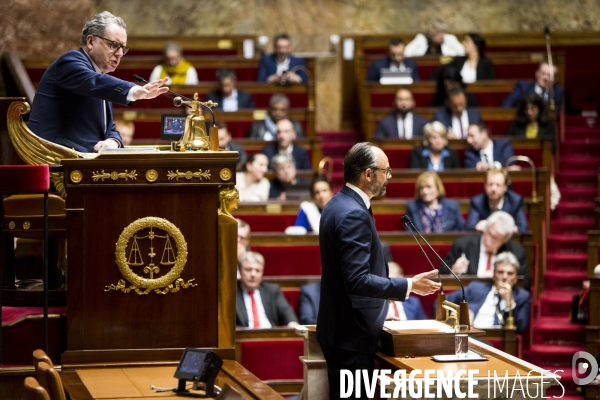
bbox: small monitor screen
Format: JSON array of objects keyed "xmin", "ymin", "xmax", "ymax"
[
  {"xmin": 174, "ymin": 348, "xmax": 208, "ymax": 381},
  {"xmin": 161, "ymin": 114, "xmax": 187, "ymax": 141}
]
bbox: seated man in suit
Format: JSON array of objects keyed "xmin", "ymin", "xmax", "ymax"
[
  {"xmin": 366, "ymin": 38, "xmax": 420, "ymax": 83},
  {"xmin": 374, "ymin": 88, "xmax": 428, "ymax": 139},
  {"xmin": 236, "ymin": 251, "xmax": 299, "ymax": 328},
  {"xmin": 467, "ymin": 168, "xmax": 528, "ymax": 232},
  {"xmin": 464, "ymin": 122, "xmax": 517, "ymax": 171},
  {"xmin": 268, "ymin": 154, "xmax": 310, "ymax": 200},
  {"xmin": 502, "ymin": 62, "xmax": 564, "ymax": 115},
  {"xmin": 432, "ymin": 87, "xmax": 481, "ymax": 139},
  {"xmin": 257, "ymin": 33, "xmax": 307, "ymax": 84},
  {"xmin": 443, "ymin": 251, "xmax": 531, "ymax": 334},
  {"xmin": 262, "ymin": 118, "xmax": 312, "ymax": 170},
  {"xmin": 217, "ymin": 121, "xmax": 247, "ymax": 170},
  {"xmin": 247, "ymin": 93, "xmax": 305, "ymax": 140},
  {"xmin": 205, "ymin": 68, "xmax": 254, "ymax": 111},
  {"xmin": 440, "ymin": 211, "xmax": 530, "ymax": 289}
]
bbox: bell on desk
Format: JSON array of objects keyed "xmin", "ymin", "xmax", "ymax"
[{"xmin": 173, "ymin": 93, "xmax": 217, "ymax": 151}]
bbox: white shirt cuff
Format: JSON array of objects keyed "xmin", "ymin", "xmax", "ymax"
[
  {"xmin": 405, "ymin": 278, "xmax": 412, "ymax": 300},
  {"xmin": 127, "ymin": 86, "xmax": 142, "ymax": 102}
]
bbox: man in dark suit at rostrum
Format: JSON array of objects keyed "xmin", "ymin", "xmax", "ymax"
[
  {"xmin": 366, "ymin": 38, "xmax": 420, "ymax": 83},
  {"xmin": 373, "ymin": 88, "xmax": 428, "ymax": 139},
  {"xmin": 464, "ymin": 122, "xmax": 516, "ymax": 171},
  {"xmin": 502, "ymin": 62, "xmax": 564, "ymax": 115},
  {"xmin": 317, "ymin": 142, "xmax": 440, "ymax": 400},
  {"xmin": 467, "ymin": 168, "xmax": 528, "ymax": 232},
  {"xmin": 236, "ymin": 251, "xmax": 299, "ymax": 328},
  {"xmin": 205, "ymin": 68, "xmax": 255, "ymax": 111},
  {"xmin": 262, "ymin": 118, "xmax": 312, "ymax": 170},
  {"xmin": 27, "ymin": 11, "xmax": 168, "ymax": 153},
  {"xmin": 257, "ymin": 33, "xmax": 308, "ymax": 84},
  {"xmin": 432, "ymin": 87, "xmax": 481, "ymax": 139},
  {"xmin": 440, "ymin": 210, "xmax": 530, "ymax": 290},
  {"xmin": 442, "ymin": 251, "xmax": 531, "ymax": 334}
]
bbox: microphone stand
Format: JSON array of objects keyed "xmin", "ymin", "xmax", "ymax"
[
  {"xmin": 132, "ymin": 75, "xmax": 219, "ymax": 150},
  {"xmin": 544, "ymin": 27, "xmax": 556, "ymax": 115},
  {"xmin": 401, "ymin": 216, "xmax": 470, "ymax": 329}
]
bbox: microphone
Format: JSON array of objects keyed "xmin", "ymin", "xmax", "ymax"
[
  {"xmin": 401, "ymin": 215, "xmax": 470, "ymax": 328},
  {"xmin": 544, "ymin": 26, "xmax": 550, "ymax": 38}
]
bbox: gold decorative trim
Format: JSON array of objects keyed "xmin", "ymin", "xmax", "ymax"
[
  {"xmin": 92, "ymin": 170, "xmax": 137, "ymax": 182},
  {"xmin": 145, "ymin": 169, "xmax": 158, "ymax": 182},
  {"xmin": 23, "ymin": 221, "xmax": 30, "ymax": 230},
  {"xmin": 8, "ymin": 221, "xmax": 15, "ymax": 230},
  {"xmin": 218, "ymin": 187, "xmax": 240, "ymax": 218},
  {"xmin": 167, "ymin": 169, "xmax": 211, "ymax": 181},
  {"xmin": 70, "ymin": 170, "xmax": 83, "ymax": 183},
  {"xmin": 219, "ymin": 168, "xmax": 232, "ymax": 181},
  {"xmin": 105, "ymin": 217, "xmax": 196, "ymax": 295}
]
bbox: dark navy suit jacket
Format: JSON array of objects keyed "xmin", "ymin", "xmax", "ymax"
[
  {"xmin": 405, "ymin": 198, "xmax": 465, "ymax": 232},
  {"xmin": 366, "ymin": 58, "xmax": 420, "ymax": 82},
  {"xmin": 467, "ymin": 190, "xmax": 529, "ymax": 232},
  {"xmin": 236, "ymin": 282, "xmax": 298, "ymax": 327},
  {"xmin": 316, "ymin": 185, "xmax": 409, "ymax": 353},
  {"xmin": 205, "ymin": 89, "xmax": 255, "ymax": 109},
  {"xmin": 501, "ymin": 81, "xmax": 564, "ymax": 115},
  {"xmin": 432, "ymin": 108, "xmax": 481, "ymax": 134},
  {"xmin": 261, "ymin": 143, "xmax": 312, "ymax": 170},
  {"xmin": 28, "ymin": 48, "xmax": 135, "ymax": 152},
  {"xmin": 440, "ymin": 234, "xmax": 530, "ymax": 289},
  {"xmin": 373, "ymin": 112, "xmax": 428, "ymax": 139},
  {"xmin": 444, "ymin": 281, "xmax": 530, "ymax": 334},
  {"xmin": 257, "ymin": 54, "xmax": 308, "ymax": 82},
  {"xmin": 463, "ymin": 138, "xmax": 515, "ymax": 169},
  {"xmin": 300, "ymin": 282, "xmax": 425, "ymax": 325}
]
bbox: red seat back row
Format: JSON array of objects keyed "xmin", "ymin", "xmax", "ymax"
[{"xmin": 370, "ymin": 91, "xmax": 512, "ymax": 108}]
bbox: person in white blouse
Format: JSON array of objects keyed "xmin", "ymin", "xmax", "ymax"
[
  {"xmin": 404, "ymin": 21, "xmax": 465, "ymax": 57},
  {"xmin": 236, "ymin": 153, "xmax": 270, "ymax": 201}
]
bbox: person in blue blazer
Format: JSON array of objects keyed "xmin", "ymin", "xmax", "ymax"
[
  {"xmin": 501, "ymin": 62, "xmax": 564, "ymax": 115},
  {"xmin": 257, "ymin": 33, "xmax": 308, "ymax": 83},
  {"xmin": 405, "ymin": 171, "xmax": 465, "ymax": 232},
  {"xmin": 261, "ymin": 118, "xmax": 312, "ymax": 170},
  {"xmin": 432, "ymin": 87, "xmax": 481, "ymax": 139},
  {"xmin": 205, "ymin": 68, "xmax": 255, "ymax": 111},
  {"xmin": 374, "ymin": 88, "xmax": 428, "ymax": 139},
  {"xmin": 28, "ymin": 12, "xmax": 168, "ymax": 153},
  {"xmin": 443, "ymin": 251, "xmax": 531, "ymax": 334},
  {"xmin": 366, "ymin": 38, "xmax": 420, "ymax": 82},
  {"xmin": 467, "ymin": 169, "xmax": 528, "ymax": 232},
  {"xmin": 317, "ymin": 143, "xmax": 440, "ymax": 399},
  {"xmin": 464, "ymin": 122, "xmax": 516, "ymax": 170}
]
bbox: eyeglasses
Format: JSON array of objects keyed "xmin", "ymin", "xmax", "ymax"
[
  {"xmin": 92, "ymin": 35, "xmax": 130, "ymax": 55},
  {"xmin": 372, "ymin": 167, "xmax": 392, "ymax": 177}
]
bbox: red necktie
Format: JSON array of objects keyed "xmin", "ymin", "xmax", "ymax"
[
  {"xmin": 486, "ymin": 252, "xmax": 493, "ymax": 271},
  {"xmin": 249, "ymin": 291, "xmax": 260, "ymax": 328}
]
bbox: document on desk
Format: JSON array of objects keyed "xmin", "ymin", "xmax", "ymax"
[{"xmin": 384, "ymin": 319, "xmax": 453, "ymax": 332}]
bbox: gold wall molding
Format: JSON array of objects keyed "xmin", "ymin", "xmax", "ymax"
[{"xmin": 167, "ymin": 169, "xmax": 211, "ymax": 181}]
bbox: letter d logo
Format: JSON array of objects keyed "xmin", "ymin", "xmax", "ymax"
[{"xmin": 572, "ymin": 351, "xmax": 598, "ymax": 385}]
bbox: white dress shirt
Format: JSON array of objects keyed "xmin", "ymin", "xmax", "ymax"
[
  {"xmin": 222, "ymin": 88, "xmax": 239, "ymax": 112},
  {"xmin": 472, "ymin": 285, "xmax": 514, "ymax": 329},
  {"xmin": 451, "ymin": 110, "xmax": 470, "ymax": 139},
  {"xmin": 396, "ymin": 112, "xmax": 414, "ymax": 139},
  {"xmin": 476, "ymin": 236, "xmax": 495, "ymax": 278},
  {"xmin": 460, "ymin": 62, "xmax": 477, "ymax": 83},
  {"xmin": 276, "ymin": 57, "xmax": 291, "ymax": 76},
  {"xmin": 242, "ymin": 288, "xmax": 272, "ymax": 328},
  {"xmin": 480, "ymin": 140, "xmax": 502, "ymax": 169}
]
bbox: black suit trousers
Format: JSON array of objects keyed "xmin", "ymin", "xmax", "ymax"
[{"xmin": 320, "ymin": 343, "xmax": 375, "ymax": 400}]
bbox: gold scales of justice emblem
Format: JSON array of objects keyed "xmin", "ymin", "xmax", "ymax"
[{"xmin": 105, "ymin": 217, "xmax": 197, "ymax": 295}]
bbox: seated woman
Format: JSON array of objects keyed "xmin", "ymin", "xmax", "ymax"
[
  {"xmin": 409, "ymin": 121, "xmax": 461, "ymax": 170},
  {"xmin": 405, "ymin": 171, "xmax": 465, "ymax": 232},
  {"xmin": 446, "ymin": 33, "xmax": 495, "ymax": 83},
  {"xmin": 429, "ymin": 64, "xmax": 479, "ymax": 107},
  {"xmin": 506, "ymin": 92, "xmax": 556, "ymax": 152},
  {"xmin": 294, "ymin": 177, "xmax": 333, "ymax": 233},
  {"xmin": 149, "ymin": 42, "xmax": 198, "ymax": 85},
  {"xmin": 236, "ymin": 153, "xmax": 270, "ymax": 201}
]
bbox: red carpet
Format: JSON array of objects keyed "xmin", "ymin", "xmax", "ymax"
[{"xmin": 2, "ymin": 306, "xmax": 66, "ymax": 326}]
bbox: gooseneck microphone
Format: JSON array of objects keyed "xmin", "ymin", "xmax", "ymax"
[{"xmin": 132, "ymin": 75, "xmax": 217, "ymax": 126}]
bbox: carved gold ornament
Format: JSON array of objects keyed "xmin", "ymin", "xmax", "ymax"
[
  {"xmin": 23, "ymin": 221, "xmax": 30, "ymax": 230},
  {"xmin": 8, "ymin": 221, "xmax": 15, "ymax": 230},
  {"xmin": 145, "ymin": 169, "xmax": 158, "ymax": 182},
  {"xmin": 219, "ymin": 168, "xmax": 232, "ymax": 181},
  {"xmin": 92, "ymin": 170, "xmax": 137, "ymax": 182},
  {"xmin": 218, "ymin": 186, "xmax": 240, "ymax": 218},
  {"xmin": 70, "ymin": 170, "xmax": 83, "ymax": 183},
  {"xmin": 167, "ymin": 169, "xmax": 211, "ymax": 181},
  {"xmin": 105, "ymin": 217, "xmax": 196, "ymax": 295}
]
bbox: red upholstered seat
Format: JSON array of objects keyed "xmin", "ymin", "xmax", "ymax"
[
  {"xmin": 238, "ymin": 339, "xmax": 304, "ymax": 380},
  {"xmin": 250, "ymin": 245, "xmax": 322, "ymax": 276},
  {"xmin": 236, "ymin": 214, "xmax": 298, "ymax": 232},
  {"xmin": 281, "ymin": 288, "xmax": 301, "ymax": 316},
  {"xmin": 0, "ymin": 165, "xmax": 50, "ymax": 193}
]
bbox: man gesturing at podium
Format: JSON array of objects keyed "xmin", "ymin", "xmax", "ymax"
[
  {"xmin": 28, "ymin": 11, "xmax": 168, "ymax": 153},
  {"xmin": 316, "ymin": 143, "xmax": 441, "ymax": 400}
]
